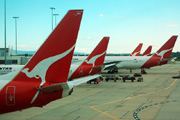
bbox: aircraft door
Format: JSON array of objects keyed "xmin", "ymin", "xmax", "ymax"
[{"xmin": 6, "ymin": 86, "xmax": 16, "ymax": 106}]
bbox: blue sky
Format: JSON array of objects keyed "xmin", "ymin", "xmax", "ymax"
[{"xmin": 0, "ymin": 0, "xmax": 180, "ymax": 54}]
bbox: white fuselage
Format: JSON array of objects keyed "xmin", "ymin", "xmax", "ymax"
[
  {"xmin": 104, "ymin": 56, "xmax": 151, "ymax": 69},
  {"xmin": 72, "ymin": 56, "xmax": 151, "ymax": 69}
]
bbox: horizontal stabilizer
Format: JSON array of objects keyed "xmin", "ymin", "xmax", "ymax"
[
  {"xmin": 157, "ymin": 57, "xmax": 177, "ymax": 63},
  {"xmin": 92, "ymin": 65, "xmax": 104, "ymax": 70},
  {"xmin": 37, "ymin": 83, "xmax": 69, "ymax": 92},
  {"xmin": 69, "ymin": 75, "xmax": 101, "ymax": 86}
]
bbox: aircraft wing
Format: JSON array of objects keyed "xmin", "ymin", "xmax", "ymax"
[
  {"xmin": 69, "ymin": 75, "xmax": 101, "ymax": 86},
  {"xmin": 91, "ymin": 61, "xmax": 122, "ymax": 71},
  {"xmin": 103, "ymin": 61, "xmax": 121, "ymax": 70},
  {"xmin": 103, "ymin": 61, "xmax": 121, "ymax": 65}
]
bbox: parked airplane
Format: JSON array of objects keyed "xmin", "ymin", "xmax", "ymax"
[
  {"xmin": 104, "ymin": 36, "xmax": 178, "ymax": 73},
  {"xmin": 0, "ymin": 10, "xmax": 101, "ymax": 114},
  {"xmin": 142, "ymin": 46, "xmax": 152, "ymax": 56},
  {"xmin": 69, "ymin": 37, "xmax": 109, "ymax": 80},
  {"xmin": 130, "ymin": 43, "xmax": 143, "ymax": 56}
]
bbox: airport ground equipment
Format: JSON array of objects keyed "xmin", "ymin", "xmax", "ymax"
[
  {"xmin": 137, "ymin": 77, "xmax": 143, "ymax": 82},
  {"xmin": 134, "ymin": 73, "xmax": 142, "ymax": 77},
  {"xmin": 87, "ymin": 78, "xmax": 100, "ymax": 84},
  {"xmin": 122, "ymin": 75, "xmax": 135, "ymax": 82},
  {"xmin": 141, "ymin": 69, "xmax": 147, "ymax": 74}
]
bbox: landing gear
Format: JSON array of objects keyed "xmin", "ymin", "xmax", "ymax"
[
  {"xmin": 69, "ymin": 88, "xmax": 74, "ymax": 95},
  {"xmin": 141, "ymin": 69, "xmax": 147, "ymax": 74}
]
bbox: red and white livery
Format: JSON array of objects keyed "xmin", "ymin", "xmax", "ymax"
[
  {"xmin": 0, "ymin": 10, "xmax": 101, "ymax": 114},
  {"xmin": 69, "ymin": 37, "xmax": 109, "ymax": 80},
  {"xmin": 142, "ymin": 46, "xmax": 152, "ymax": 56},
  {"xmin": 130, "ymin": 43, "xmax": 143, "ymax": 56},
  {"xmin": 104, "ymin": 36, "xmax": 178, "ymax": 73}
]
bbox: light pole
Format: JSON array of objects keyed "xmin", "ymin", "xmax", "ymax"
[
  {"xmin": 13, "ymin": 17, "xmax": 19, "ymax": 55},
  {"xmin": 53, "ymin": 14, "xmax": 59, "ymax": 27},
  {"xmin": 50, "ymin": 7, "xmax": 55, "ymax": 31},
  {"xmin": 4, "ymin": 0, "xmax": 6, "ymax": 64}
]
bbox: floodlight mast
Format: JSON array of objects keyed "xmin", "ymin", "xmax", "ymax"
[
  {"xmin": 4, "ymin": 0, "xmax": 6, "ymax": 64},
  {"xmin": 53, "ymin": 14, "xmax": 59, "ymax": 27},
  {"xmin": 50, "ymin": 7, "xmax": 55, "ymax": 31},
  {"xmin": 13, "ymin": 16, "xmax": 19, "ymax": 55}
]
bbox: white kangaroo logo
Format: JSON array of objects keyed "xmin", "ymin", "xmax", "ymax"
[
  {"xmin": 155, "ymin": 48, "xmax": 173, "ymax": 60},
  {"xmin": 85, "ymin": 51, "xmax": 106, "ymax": 74},
  {"xmin": 22, "ymin": 44, "xmax": 75, "ymax": 104},
  {"xmin": 131, "ymin": 51, "xmax": 140, "ymax": 56}
]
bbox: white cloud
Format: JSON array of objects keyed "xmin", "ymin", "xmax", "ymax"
[
  {"xmin": 99, "ymin": 14, "xmax": 103, "ymax": 17},
  {"xmin": 86, "ymin": 36, "xmax": 101, "ymax": 41}
]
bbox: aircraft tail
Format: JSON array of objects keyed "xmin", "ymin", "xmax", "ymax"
[
  {"xmin": 13, "ymin": 10, "xmax": 83, "ymax": 83},
  {"xmin": 142, "ymin": 46, "xmax": 152, "ymax": 56},
  {"xmin": 70, "ymin": 37, "xmax": 109, "ymax": 79},
  {"xmin": 84, "ymin": 37, "xmax": 109, "ymax": 67},
  {"xmin": 152, "ymin": 36, "xmax": 178, "ymax": 59},
  {"xmin": 130, "ymin": 43, "xmax": 143, "ymax": 56}
]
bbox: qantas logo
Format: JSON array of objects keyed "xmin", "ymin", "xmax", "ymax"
[
  {"xmin": 85, "ymin": 51, "xmax": 106, "ymax": 74},
  {"xmin": 131, "ymin": 52, "xmax": 140, "ymax": 56},
  {"xmin": 155, "ymin": 48, "xmax": 173, "ymax": 60},
  {"xmin": 22, "ymin": 44, "xmax": 75, "ymax": 83},
  {"xmin": 22, "ymin": 44, "xmax": 75, "ymax": 104}
]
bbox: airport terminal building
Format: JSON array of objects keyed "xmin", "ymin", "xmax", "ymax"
[{"xmin": 0, "ymin": 48, "xmax": 31, "ymax": 65}]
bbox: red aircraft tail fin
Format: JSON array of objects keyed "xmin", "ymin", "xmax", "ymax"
[
  {"xmin": 152, "ymin": 36, "xmax": 178, "ymax": 59},
  {"xmin": 142, "ymin": 46, "xmax": 152, "ymax": 56},
  {"xmin": 70, "ymin": 37, "xmax": 109, "ymax": 79},
  {"xmin": 84, "ymin": 37, "xmax": 109, "ymax": 67},
  {"xmin": 130, "ymin": 43, "xmax": 143, "ymax": 56},
  {"xmin": 14, "ymin": 10, "xmax": 83, "ymax": 83}
]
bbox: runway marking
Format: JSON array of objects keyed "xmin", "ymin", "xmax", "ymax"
[
  {"xmin": 90, "ymin": 79, "xmax": 178, "ymax": 120},
  {"xmin": 133, "ymin": 99, "xmax": 180, "ymax": 120}
]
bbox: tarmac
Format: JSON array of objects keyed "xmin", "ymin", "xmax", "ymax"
[{"xmin": 0, "ymin": 63, "xmax": 180, "ymax": 120}]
